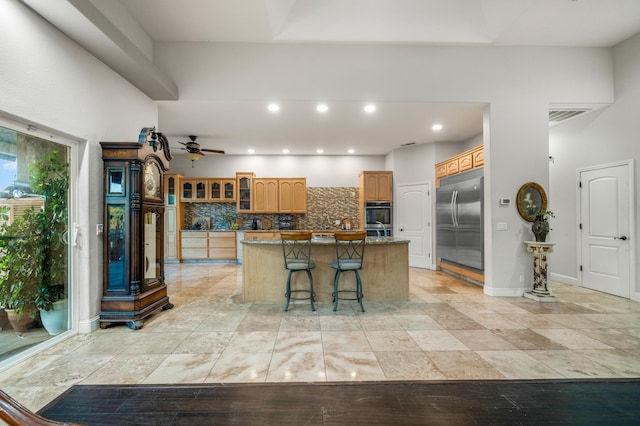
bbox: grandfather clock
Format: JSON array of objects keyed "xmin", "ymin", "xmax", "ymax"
[{"xmin": 100, "ymin": 128, "xmax": 174, "ymax": 329}]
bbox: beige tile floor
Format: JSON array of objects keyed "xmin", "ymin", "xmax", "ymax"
[{"xmin": 1, "ymin": 263, "xmax": 640, "ymax": 413}]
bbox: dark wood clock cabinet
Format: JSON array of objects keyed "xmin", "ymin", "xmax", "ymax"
[{"xmin": 100, "ymin": 134, "xmax": 173, "ymax": 329}]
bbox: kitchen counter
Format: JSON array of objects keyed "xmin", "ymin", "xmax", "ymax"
[
  {"xmin": 241, "ymin": 235, "xmax": 409, "ymax": 303},
  {"xmin": 179, "ymin": 229, "xmax": 278, "ymax": 233}
]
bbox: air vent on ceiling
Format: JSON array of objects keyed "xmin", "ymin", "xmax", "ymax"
[{"xmin": 548, "ymin": 109, "xmax": 590, "ymax": 125}]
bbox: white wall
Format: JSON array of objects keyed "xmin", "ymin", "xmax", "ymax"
[
  {"xmin": 170, "ymin": 154, "xmax": 384, "ymax": 187},
  {"xmin": 463, "ymin": 134, "xmax": 483, "ymax": 152},
  {"xmin": 0, "ymin": 0, "xmax": 158, "ymax": 333},
  {"xmin": 549, "ymin": 32, "xmax": 640, "ymax": 299},
  {"xmin": 155, "ymin": 43, "xmax": 613, "ymax": 104}
]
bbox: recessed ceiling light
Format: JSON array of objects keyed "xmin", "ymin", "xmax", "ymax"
[
  {"xmin": 347, "ymin": 149, "xmax": 355, "ymax": 154},
  {"xmin": 282, "ymin": 148, "xmax": 289, "ymax": 154},
  {"xmin": 268, "ymin": 103, "xmax": 280, "ymax": 112},
  {"xmin": 316, "ymin": 104, "xmax": 328, "ymax": 113},
  {"xmin": 247, "ymin": 148, "xmax": 255, "ymax": 154},
  {"xmin": 364, "ymin": 104, "xmax": 376, "ymax": 113},
  {"xmin": 432, "ymin": 123, "xmax": 443, "ymax": 131},
  {"xmin": 316, "ymin": 149, "xmax": 324, "ymax": 154}
]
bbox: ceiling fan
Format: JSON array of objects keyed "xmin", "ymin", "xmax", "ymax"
[{"xmin": 176, "ymin": 135, "xmax": 225, "ymax": 166}]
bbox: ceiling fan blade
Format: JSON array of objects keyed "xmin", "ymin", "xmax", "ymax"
[
  {"xmin": 177, "ymin": 141, "xmax": 188, "ymax": 147},
  {"xmin": 201, "ymin": 149, "xmax": 225, "ymax": 154}
]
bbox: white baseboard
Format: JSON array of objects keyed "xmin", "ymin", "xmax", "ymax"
[
  {"xmin": 483, "ymin": 286, "xmax": 527, "ymax": 297},
  {"xmin": 550, "ymin": 273, "xmax": 578, "ymax": 285},
  {"xmin": 78, "ymin": 315, "xmax": 100, "ymax": 334}
]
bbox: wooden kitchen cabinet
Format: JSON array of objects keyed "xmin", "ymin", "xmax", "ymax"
[
  {"xmin": 472, "ymin": 147, "xmax": 484, "ymax": 167},
  {"xmin": 278, "ymin": 178, "xmax": 307, "ymax": 213},
  {"xmin": 180, "ymin": 232, "xmax": 208, "ymax": 259},
  {"xmin": 236, "ymin": 173, "xmax": 306, "ymax": 213},
  {"xmin": 458, "ymin": 152, "xmax": 473, "ymax": 172},
  {"xmin": 360, "ymin": 171, "xmax": 393, "ymax": 202},
  {"xmin": 208, "ymin": 231, "xmax": 236, "ymax": 259},
  {"xmin": 180, "ymin": 179, "xmax": 207, "ymax": 202},
  {"xmin": 208, "ymin": 178, "xmax": 236, "ymax": 202},
  {"xmin": 181, "ymin": 231, "xmax": 237, "ymax": 260},
  {"xmin": 446, "ymin": 159, "xmax": 459, "ymax": 175},
  {"xmin": 435, "ymin": 163, "xmax": 447, "ymax": 179},
  {"xmin": 254, "ymin": 178, "xmax": 279, "ymax": 213},
  {"xmin": 435, "ymin": 145, "xmax": 484, "ymax": 187},
  {"xmin": 236, "ymin": 172, "xmax": 254, "ymax": 213}
]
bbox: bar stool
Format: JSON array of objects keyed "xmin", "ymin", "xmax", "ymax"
[
  {"xmin": 331, "ymin": 231, "xmax": 367, "ymax": 312},
  {"xmin": 281, "ymin": 232, "xmax": 316, "ymax": 311}
]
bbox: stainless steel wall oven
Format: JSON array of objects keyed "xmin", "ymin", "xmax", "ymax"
[{"xmin": 364, "ymin": 202, "xmax": 392, "ymax": 236}]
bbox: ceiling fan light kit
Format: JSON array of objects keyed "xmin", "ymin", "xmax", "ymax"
[{"xmin": 175, "ymin": 135, "xmax": 225, "ymax": 166}]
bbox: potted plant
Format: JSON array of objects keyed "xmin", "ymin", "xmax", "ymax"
[
  {"xmin": 0, "ymin": 150, "xmax": 69, "ymax": 335},
  {"xmin": 531, "ymin": 210, "xmax": 554, "ymax": 242},
  {"xmin": 0, "ymin": 207, "xmax": 40, "ymax": 332},
  {"xmin": 220, "ymin": 211, "xmax": 237, "ymax": 230}
]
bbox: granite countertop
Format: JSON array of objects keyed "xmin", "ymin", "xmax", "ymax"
[
  {"xmin": 241, "ymin": 236, "xmax": 409, "ymax": 245},
  {"xmin": 180, "ymin": 229, "xmax": 275, "ymax": 232},
  {"xmin": 181, "ymin": 229, "xmax": 338, "ymax": 233}
]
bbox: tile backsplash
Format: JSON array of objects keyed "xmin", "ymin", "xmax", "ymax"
[{"xmin": 181, "ymin": 187, "xmax": 359, "ymax": 231}]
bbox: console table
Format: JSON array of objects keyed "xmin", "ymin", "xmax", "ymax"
[{"xmin": 523, "ymin": 241, "xmax": 556, "ymax": 302}]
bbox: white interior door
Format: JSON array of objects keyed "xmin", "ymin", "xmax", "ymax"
[
  {"xmin": 579, "ymin": 162, "xmax": 632, "ymax": 298},
  {"xmin": 397, "ymin": 183, "xmax": 432, "ymax": 269}
]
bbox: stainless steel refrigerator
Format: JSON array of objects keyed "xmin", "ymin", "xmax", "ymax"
[{"xmin": 436, "ymin": 168, "xmax": 484, "ymax": 271}]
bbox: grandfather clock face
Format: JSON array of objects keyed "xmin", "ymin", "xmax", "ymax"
[{"xmin": 143, "ymin": 161, "xmax": 161, "ymax": 200}]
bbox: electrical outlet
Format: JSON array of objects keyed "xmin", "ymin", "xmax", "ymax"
[
  {"xmin": 97, "ymin": 224, "xmax": 104, "ymax": 235},
  {"xmin": 519, "ymin": 275, "xmax": 525, "ymax": 283}
]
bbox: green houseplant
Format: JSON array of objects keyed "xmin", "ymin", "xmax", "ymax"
[
  {"xmin": 0, "ymin": 205, "xmax": 41, "ymax": 330},
  {"xmin": 0, "ymin": 150, "xmax": 69, "ymax": 334}
]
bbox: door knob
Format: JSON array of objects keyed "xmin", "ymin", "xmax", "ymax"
[{"xmin": 614, "ymin": 235, "xmax": 628, "ymax": 241}]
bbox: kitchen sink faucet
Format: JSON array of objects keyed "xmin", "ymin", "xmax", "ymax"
[{"xmin": 375, "ymin": 221, "xmax": 387, "ymax": 237}]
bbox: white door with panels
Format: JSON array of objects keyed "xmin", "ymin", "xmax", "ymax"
[
  {"xmin": 579, "ymin": 162, "xmax": 633, "ymax": 298},
  {"xmin": 397, "ymin": 183, "xmax": 432, "ymax": 269}
]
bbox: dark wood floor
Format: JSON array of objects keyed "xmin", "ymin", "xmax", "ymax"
[{"xmin": 37, "ymin": 379, "xmax": 640, "ymax": 425}]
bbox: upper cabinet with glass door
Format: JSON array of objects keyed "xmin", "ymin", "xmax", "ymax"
[
  {"xmin": 180, "ymin": 179, "xmax": 207, "ymax": 202},
  {"xmin": 181, "ymin": 178, "xmax": 236, "ymax": 202},
  {"xmin": 236, "ymin": 172, "xmax": 254, "ymax": 213},
  {"xmin": 165, "ymin": 174, "xmax": 180, "ymax": 206},
  {"xmin": 208, "ymin": 178, "xmax": 236, "ymax": 202}
]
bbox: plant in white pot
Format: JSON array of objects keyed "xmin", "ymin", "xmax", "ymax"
[{"xmin": 0, "ymin": 151, "xmax": 69, "ymax": 335}]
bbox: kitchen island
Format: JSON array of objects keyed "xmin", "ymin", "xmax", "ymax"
[{"xmin": 242, "ymin": 235, "xmax": 410, "ymax": 303}]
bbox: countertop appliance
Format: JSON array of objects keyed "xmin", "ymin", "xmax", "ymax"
[{"xmin": 436, "ymin": 168, "xmax": 484, "ymax": 271}]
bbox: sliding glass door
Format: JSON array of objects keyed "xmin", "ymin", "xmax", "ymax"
[{"xmin": 0, "ymin": 124, "xmax": 72, "ymax": 362}]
